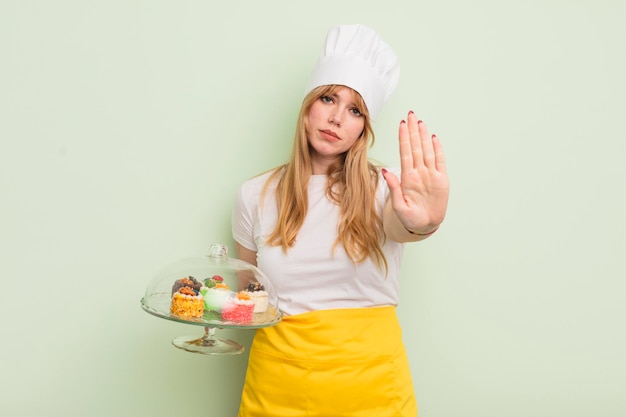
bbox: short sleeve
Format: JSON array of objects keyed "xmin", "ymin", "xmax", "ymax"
[{"xmin": 231, "ymin": 182, "xmax": 258, "ymax": 251}]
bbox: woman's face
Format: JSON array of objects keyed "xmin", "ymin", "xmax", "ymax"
[{"xmin": 306, "ymin": 86, "xmax": 366, "ymax": 171}]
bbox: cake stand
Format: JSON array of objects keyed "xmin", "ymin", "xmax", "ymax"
[{"xmin": 140, "ymin": 243, "xmax": 282, "ymax": 355}]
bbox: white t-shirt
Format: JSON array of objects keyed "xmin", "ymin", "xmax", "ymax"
[{"xmin": 232, "ymin": 169, "xmax": 404, "ymax": 316}]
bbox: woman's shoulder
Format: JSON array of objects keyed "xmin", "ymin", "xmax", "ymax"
[
  {"xmin": 245, "ymin": 167, "xmax": 282, "ymax": 185},
  {"xmin": 238, "ymin": 167, "xmax": 282, "ymax": 196}
]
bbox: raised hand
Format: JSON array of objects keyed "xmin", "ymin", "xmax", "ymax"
[{"xmin": 382, "ymin": 111, "xmax": 449, "ymax": 236}]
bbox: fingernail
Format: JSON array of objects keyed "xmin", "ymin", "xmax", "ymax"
[
  {"xmin": 400, "ymin": 120, "xmax": 406, "ymax": 124},
  {"xmin": 381, "ymin": 168, "xmax": 388, "ymax": 175},
  {"xmin": 432, "ymin": 134, "xmax": 437, "ymax": 139},
  {"xmin": 418, "ymin": 120, "xmax": 423, "ymax": 124},
  {"xmin": 408, "ymin": 110, "xmax": 414, "ymax": 115}
]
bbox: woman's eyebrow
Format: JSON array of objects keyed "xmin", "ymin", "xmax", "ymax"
[{"xmin": 334, "ymin": 93, "xmax": 357, "ymax": 107}]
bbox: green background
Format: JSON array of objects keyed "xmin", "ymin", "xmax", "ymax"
[{"xmin": 1, "ymin": 1, "xmax": 625, "ymax": 416}]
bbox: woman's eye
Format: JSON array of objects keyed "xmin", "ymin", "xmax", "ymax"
[
  {"xmin": 320, "ymin": 96, "xmax": 333, "ymax": 103},
  {"xmin": 351, "ymin": 108, "xmax": 363, "ymax": 117}
]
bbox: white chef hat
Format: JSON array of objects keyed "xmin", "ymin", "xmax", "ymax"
[{"xmin": 304, "ymin": 24, "xmax": 400, "ymax": 120}]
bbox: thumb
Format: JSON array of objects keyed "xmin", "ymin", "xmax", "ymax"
[{"xmin": 382, "ymin": 168, "xmax": 405, "ymax": 209}]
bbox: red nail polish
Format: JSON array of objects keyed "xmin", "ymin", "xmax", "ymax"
[
  {"xmin": 381, "ymin": 168, "xmax": 388, "ymax": 175},
  {"xmin": 408, "ymin": 110, "xmax": 414, "ymax": 115},
  {"xmin": 432, "ymin": 134, "xmax": 437, "ymax": 139},
  {"xmin": 418, "ymin": 120, "xmax": 423, "ymax": 124},
  {"xmin": 401, "ymin": 120, "xmax": 406, "ymax": 124}
]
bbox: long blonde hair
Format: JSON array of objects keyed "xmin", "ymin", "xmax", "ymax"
[{"xmin": 263, "ymin": 85, "xmax": 387, "ymax": 271}]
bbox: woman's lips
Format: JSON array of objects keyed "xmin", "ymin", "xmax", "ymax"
[{"xmin": 320, "ymin": 129, "xmax": 340, "ymax": 141}]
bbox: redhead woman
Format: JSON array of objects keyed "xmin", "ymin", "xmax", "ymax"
[{"xmin": 232, "ymin": 24, "xmax": 449, "ymax": 417}]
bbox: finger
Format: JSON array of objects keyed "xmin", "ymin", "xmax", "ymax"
[
  {"xmin": 417, "ymin": 118, "xmax": 436, "ymax": 168},
  {"xmin": 381, "ymin": 168, "xmax": 406, "ymax": 210},
  {"xmin": 398, "ymin": 119, "xmax": 413, "ymax": 174},
  {"xmin": 407, "ymin": 111, "xmax": 423, "ymax": 169},
  {"xmin": 432, "ymin": 134, "xmax": 447, "ymax": 174}
]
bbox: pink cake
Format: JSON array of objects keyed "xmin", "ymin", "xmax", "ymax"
[{"xmin": 221, "ymin": 293, "xmax": 255, "ymax": 323}]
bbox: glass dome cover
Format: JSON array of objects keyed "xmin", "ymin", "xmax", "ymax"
[{"xmin": 141, "ymin": 243, "xmax": 282, "ymax": 329}]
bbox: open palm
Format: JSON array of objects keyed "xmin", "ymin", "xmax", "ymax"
[{"xmin": 383, "ymin": 111, "xmax": 449, "ymax": 233}]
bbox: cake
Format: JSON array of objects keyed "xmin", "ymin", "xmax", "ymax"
[
  {"xmin": 170, "ymin": 286, "xmax": 204, "ymax": 318},
  {"xmin": 200, "ymin": 275, "xmax": 233, "ymax": 312},
  {"xmin": 242, "ymin": 282, "xmax": 269, "ymax": 313},
  {"xmin": 203, "ymin": 275, "xmax": 224, "ymax": 288},
  {"xmin": 171, "ymin": 276, "xmax": 202, "ymax": 295},
  {"xmin": 221, "ymin": 292, "xmax": 255, "ymax": 323}
]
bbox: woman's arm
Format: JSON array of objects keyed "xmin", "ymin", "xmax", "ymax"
[
  {"xmin": 235, "ymin": 241, "xmax": 258, "ymax": 267},
  {"xmin": 382, "ymin": 111, "xmax": 449, "ymax": 243},
  {"xmin": 383, "ymin": 197, "xmax": 439, "ymax": 242}
]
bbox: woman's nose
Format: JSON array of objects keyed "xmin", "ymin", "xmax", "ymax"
[{"xmin": 329, "ymin": 110, "xmax": 342, "ymax": 126}]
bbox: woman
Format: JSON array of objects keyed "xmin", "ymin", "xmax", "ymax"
[{"xmin": 232, "ymin": 24, "xmax": 449, "ymax": 417}]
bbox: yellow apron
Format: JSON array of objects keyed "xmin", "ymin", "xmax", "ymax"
[{"xmin": 238, "ymin": 306, "xmax": 418, "ymax": 417}]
